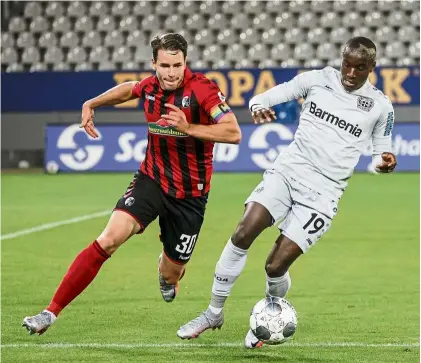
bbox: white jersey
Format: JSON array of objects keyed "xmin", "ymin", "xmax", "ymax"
[{"xmin": 249, "ymin": 66, "xmax": 395, "ymax": 201}]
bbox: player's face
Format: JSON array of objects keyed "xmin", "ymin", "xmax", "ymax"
[
  {"xmin": 152, "ymin": 49, "xmax": 186, "ymax": 91},
  {"xmin": 340, "ymin": 51, "xmax": 375, "ymax": 92}
]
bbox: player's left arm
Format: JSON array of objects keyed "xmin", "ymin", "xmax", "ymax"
[{"xmin": 372, "ymin": 99, "xmax": 397, "ymax": 173}]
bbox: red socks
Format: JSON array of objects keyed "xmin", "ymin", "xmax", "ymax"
[{"xmin": 46, "ymin": 241, "xmax": 110, "ymax": 317}]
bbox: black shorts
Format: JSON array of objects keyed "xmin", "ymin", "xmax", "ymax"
[{"xmin": 114, "ymin": 171, "xmax": 208, "ymax": 264}]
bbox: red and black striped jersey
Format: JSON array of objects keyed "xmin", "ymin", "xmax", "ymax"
[{"xmin": 131, "ymin": 67, "xmax": 233, "ymax": 199}]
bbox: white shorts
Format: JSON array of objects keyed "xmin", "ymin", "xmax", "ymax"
[{"xmin": 245, "ymin": 169, "xmax": 338, "ymax": 253}]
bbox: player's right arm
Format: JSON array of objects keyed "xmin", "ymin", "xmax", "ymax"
[
  {"xmin": 249, "ymin": 69, "xmax": 320, "ymax": 124},
  {"xmin": 80, "ymin": 81, "xmax": 140, "ymax": 138}
]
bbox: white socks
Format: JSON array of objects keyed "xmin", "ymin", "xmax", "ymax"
[
  {"xmin": 208, "ymin": 239, "xmax": 248, "ymax": 314},
  {"xmin": 265, "ymin": 271, "xmax": 291, "ymax": 298}
]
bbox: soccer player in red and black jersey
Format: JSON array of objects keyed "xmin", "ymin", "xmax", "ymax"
[{"xmin": 22, "ymin": 33, "xmax": 241, "ymax": 336}]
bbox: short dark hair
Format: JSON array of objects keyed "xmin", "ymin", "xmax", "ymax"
[
  {"xmin": 343, "ymin": 37, "xmax": 377, "ymax": 63},
  {"xmin": 151, "ymin": 33, "xmax": 188, "ymax": 61}
]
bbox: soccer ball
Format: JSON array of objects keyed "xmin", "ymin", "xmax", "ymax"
[
  {"xmin": 45, "ymin": 160, "xmax": 59, "ymax": 174},
  {"xmin": 249, "ymin": 297, "xmax": 298, "ymax": 345}
]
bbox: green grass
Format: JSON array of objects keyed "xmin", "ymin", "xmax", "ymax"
[{"xmin": 1, "ymin": 172, "xmax": 419, "ymax": 362}]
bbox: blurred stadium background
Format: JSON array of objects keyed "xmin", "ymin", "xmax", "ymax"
[{"xmin": 1, "ymin": 2, "xmax": 420, "ymax": 362}]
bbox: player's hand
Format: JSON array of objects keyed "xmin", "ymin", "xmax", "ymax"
[
  {"xmin": 375, "ymin": 152, "xmax": 397, "ymax": 173},
  {"xmin": 251, "ymin": 107, "xmax": 276, "ymax": 124},
  {"xmin": 80, "ymin": 102, "xmax": 99, "ymax": 138},
  {"xmin": 161, "ymin": 103, "xmax": 190, "ymax": 133}
]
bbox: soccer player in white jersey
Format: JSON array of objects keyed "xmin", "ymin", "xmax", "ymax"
[{"xmin": 176, "ymin": 37, "xmax": 397, "ymax": 347}]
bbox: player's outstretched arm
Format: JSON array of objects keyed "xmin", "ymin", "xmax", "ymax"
[
  {"xmin": 162, "ymin": 103, "xmax": 242, "ymax": 144},
  {"xmin": 80, "ymin": 81, "xmax": 138, "ymax": 138}
]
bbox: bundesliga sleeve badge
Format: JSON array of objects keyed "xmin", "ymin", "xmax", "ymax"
[{"xmin": 357, "ymin": 96, "xmax": 374, "ymax": 112}]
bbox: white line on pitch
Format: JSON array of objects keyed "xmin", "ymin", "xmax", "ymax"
[
  {"xmin": 0, "ymin": 210, "xmax": 110, "ymax": 241},
  {"xmin": 1, "ymin": 342, "xmax": 419, "ymax": 349}
]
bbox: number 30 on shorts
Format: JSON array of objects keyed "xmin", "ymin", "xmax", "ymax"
[
  {"xmin": 302, "ymin": 213, "xmax": 325, "ymax": 234},
  {"xmin": 175, "ymin": 234, "xmax": 198, "ymax": 255}
]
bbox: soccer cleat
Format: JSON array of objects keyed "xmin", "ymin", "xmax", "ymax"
[
  {"xmin": 22, "ymin": 310, "xmax": 56, "ymax": 335},
  {"xmin": 177, "ymin": 309, "xmax": 224, "ymax": 339},
  {"xmin": 158, "ymin": 253, "xmax": 179, "ymax": 303},
  {"xmin": 244, "ymin": 329, "xmax": 264, "ymax": 349}
]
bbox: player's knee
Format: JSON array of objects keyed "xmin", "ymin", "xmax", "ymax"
[
  {"xmin": 231, "ymin": 222, "xmax": 253, "ymax": 249},
  {"xmin": 97, "ymin": 232, "xmax": 125, "ymax": 255},
  {"xmin": 265, "ymin": 260, "xmax": 288, "ymax": 278}
]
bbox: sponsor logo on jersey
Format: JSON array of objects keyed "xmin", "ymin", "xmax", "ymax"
[
  {"xmin": 309, "ymin": 102, "xmax": 362, "ymax": 138},
  {"xmin": 148, "ymin": 119, "xmax": 189, "ymax": 137},
  {"xmin": 181, "ymin": 96, "xmax": 190, "ymax": 108},
  {"xmin": 357, "ymin": 96, "xmax": 374, "ymax": 112},
  {"xmin": 218, "ymin": 91, "xmax": 226, "ymax": 102},
  {"xmin": 145, "ymin": 93, "xmax": 155, "ymax": 101},
  {"xmin": 324, "ymin": 85, "xmax": 333, "ymax": 91}
]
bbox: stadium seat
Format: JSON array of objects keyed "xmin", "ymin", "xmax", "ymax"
[
  {"xmin": 281, "ymin": 59, "xmax": 301, "ymax": 68},
  {"xmin": 331, "ymin": 58, "xmax": 342, "ymax": 68},
  {"xmin": 376, "ymin": 26, "xmax": 396, "ymax": 44},
  {"xmin": 316, "ymin": 43, "xmax": 339, "ymax": 60},
  {"xmin": 388, "ymin": 11, "xmax": 409, "ymax": 27},
  {"xmin": 164, "ymin": 15, "xmax": 184, "ymax": 32},
  {"xmin": 199, "ymin": 1, "xmax": 219, "ymax": 15},
  {"xmin": 21, "ymin": 46, "xmax": 41, "ymax": 64},
  {"xmin": 67, "ymin": 2, "xmax": 87, "ymax": 18},
  {"xmin": 252, "ymin": 13, "xmax": 274, "ymax": 31},
  {"xmin": 408, "ymin": 42, "xmax": 420, "ymax": 58},
  {"xmin": 177, "ymin": 30, "xmax": 193, "ymax": 45},
  {"xmin": 294, "ymin": 43, "xmax": 315, "ymax": 61},
  {"xmin": 304, "ymin": 59, "xmax": 324, "ymax": 68},
  {"xmin": 284, "ymin": 28, "xmax": 305, "ymax": 44},
  {"xmin": 119, "ymin": 16, "xmax": 138, "ymax": 33},
  {"xmin": 126, "ymin": 30, "xmax": 147, "ymax": 47},
  {"xmin": 221, "ymin": 1, "xmax": 243, "ymax": 15},
  {"xmin": 289, "ymin": 0, "xmax": 311, "ymax": 13},
  {"xmin": 234, "ymin": 58, "xmax": 254, "ymax": 69},
  {"xmin": 52, "ymin": 62, "xmax": 71, "ymax": 71},
  {"xmin": 231, "ymin": 13, "xmax": 252, "ymax": 30},
  {"xmin": 270, "ymin": 43, "xmax": 293, "ymax": 61},
  {"xmin": 365, "ymin": 12, "xmax": 384, "ymax": 28},
  {"xmin": 258, "ymin": 59, "xmax": 278, "ymax": 69},
  {"xmin": 30, "ymin": 16, "xmax": 49, "ymax": 33},
  {"xmin": 307, "ymin": 28, "xmax": 328, "ymax": 45},
  {"xmin": 75, "ymin": 62, "xmax": 94, "ymax": 71},
  {"xmin": 104, "ymin": 30, "xmax": 124, "ymax": 48},
  {"xmin": 2, "ymin": 33, "xmax": 15, "ymax": 48},
  {"xmin": 352, "ymin": 26, "xmax": 374, "ymax": 39},
  {"xmin": 74, "ymin": 16, "xmax": 94, "ymax": 33},
  {"xmin": 211, "ymin": 59, "xmax": 231, "ymax": 69},
  {"xmin": 274, "ymin": 13, "xmax": 295, "ymax": 29},
  {"xmin": 261, "ymin": 28, "xmax": 279, "ymax": 45},
  {"xmin": 239, "ymin": 29, "xmax": 260, "ymax": 46},
  {"xmin": 1, "ymin": 47, "xmax": 18, "ymax": 64},
  {"xmin": 297, "ymin": 12, "xmax": 318, "ymax": 29},
  {"xmin": 319, "ymin": 12, "xmax": 340, "ymax": 28},
  {"xmin": 141, "ymin": 14, "xmax": 161, "ymax": 33},
  {"xmin": 266, "ymin": 0, "xmax": 288, "ymax": 15},
  {"xmin": 400, "ymin": 0, "xmax": 420, "ymax": 11},
  {"xmin": 89, "ymin": 2, "xmax": 109, "ymax": 17},
  {"xmin": 98, "ymin": 60, "xmax": 116, "ymax": 70},
  {"xmin": 195, "ymin": 29, "xmax": 215, "ymax": 47},
  {"xmin": 123, "ymin": 61, "xmax": 140, "ymax": 70},
  {"xmin": 112, "ymin": 46, "xmax": 132, "ymax": 63},
  {"xmin": 186, "ymin": 44, "xmax": 200, "ymax": 62},
  {"xmin": 385, "ymin": 41, "xmax": 407, "ymax": 57},
  {"xmin": 333, "ymin": 0, "xmax": 355, "ymax": 12},
  {"xmin": 67, "ymin": 46, "xmax": 87, "ymax": 64},
  {"xmin": 6, "ymin": 63, "xmax": 24, "ymax": 72},
  {"xmin": 376, "ymin": 57, "xmax": 393, "ymax": 66},
  {"xmin": 177, "ymin": 1, "xmax": 199, "ymax": 16},
  {"xmin": 310, "ymin": 0, "xmax": 333, "ymax": 13},
  {"xmin": 396, "ymin": 57, "xmax": 417, "ymax": 66},
  {"xmin": 186, "ymin": 14, "xmax": 205, "ymax": 31},
  {"xmin": 45, "ymin": 2, "xmax": 65, "ymax": 18},
  {"xmin": 97, "ymin": 16, "xmax": 116, "ymax": 32},
  {"xmin": 29, "ymin": 62, "xmax": 48, "ymax": 72},
  {"xmin": 16, "ymin": 32, "xmax": 35, "ymax": 48},
  {"xmin": 248, "ymin": 44, "xmax": 270, "ymax": 62},
  {"xmin": 44, "ymin": 46, "xmax": 64, "ymax": 64},
  {"xmin": 208, "ymin": 14, "xmax": 229, "ymax": 31},
  {"xmin": 23, "ymin": 2, "xmax": 43, "ymax": 19},
  {"xmin": 8, "ymin": 17, "xmax": 26, "ymax": 33},
  {"xmin": 226, "ymin": 44, "xmax": 247, "ymax": 62},
  {"xmin": 342, "ymin": 11, "xmax": 364, "ymax": 28},
  {"xmin": 217, "ymin": 29, "xmax": 237, "ymax": 46},
  {"xmin": 132, "ymin": 1, "xmax": 153, "ymax": 16},
  {"xmin": 83, "ymin": 31, "xmax": 102, "ymax": 48},
  {"xmin": 191, "ymin": 59, "xmax": 209, "ymax": 69},
  {"xmin": 134, "ymin": 46, "xmax": 152, "ymax": 62},
  {"xmin": 377, "ymin": 0, "xmax": 398, "ymax": 12},
  {"xmin": 244, "ymin": 1, "xmax": 266, "ymax": 15},
  {"xmin": 59, "ymin": 31, "xmax": 79, "ymax": 48},
  {"xmin": 355, "ymin": 0, "xmax": 377, "ymax": 12},
  {"xmin": 156, "ymin": 1, "xmax": 176, "ymax": 16},
  {"xmin": 89, "ymin": 46, "xmax": 110, "ymax": 62},
  {"xmin": 411, "ymin": 11, "xmax": 420, "ymax": 27},
  {"xmin": 52, "ymin": 16, "xmax": 72, "ymax": 34},
  {"xmin": 330, "ymin": 27, "xmax": 349, "ymax": 45},
  {"xmin": 203, "ymin": 45, "xmax": 224, "ymax": 63},
  {"xmin": 111, "ymin": 1, "xmax": 131, "ymax": 17}
]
